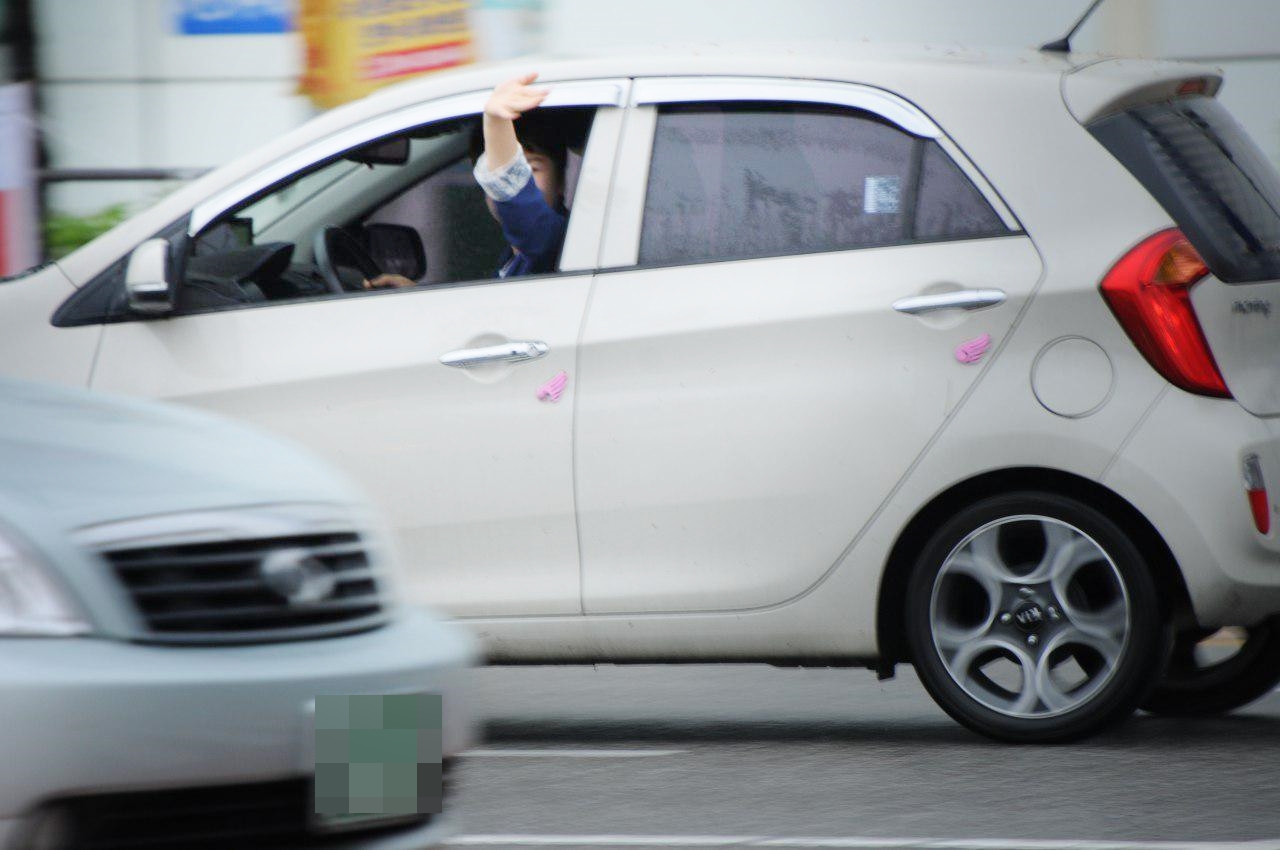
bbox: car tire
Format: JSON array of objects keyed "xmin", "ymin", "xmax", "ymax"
[
  {"xmin": 1141, "ymin": 620, "xmax": 1280, "ymax": 717},
  {"xmin": 905, "ymin": 491, "xmax": 1165, "ymax": 743}
]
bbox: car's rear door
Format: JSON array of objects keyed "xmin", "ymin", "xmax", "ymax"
[
  {"xmin": 89, "ymin": 81, "xmax": 629, "ymax": 618},
  {"xmin": 576, "ymin": 77, "xmax": 1044, "ymax": 614}
]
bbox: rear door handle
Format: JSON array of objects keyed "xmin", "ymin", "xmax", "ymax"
[
  {"xmin": 892, "ymin": 289, "xmax": 1007, "ymax": 315},
  {"xmin": 440, "ymin": 340, "xmax": 549, "ymax": 368}
]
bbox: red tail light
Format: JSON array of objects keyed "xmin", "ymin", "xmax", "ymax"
[
  {"xmin": 1244, "ymin": 454, "xmax": 1271, "ymax": 535},
  {"xmin": 1100, "ymin": 229, "xmax": 1231, "ymax": 398}
]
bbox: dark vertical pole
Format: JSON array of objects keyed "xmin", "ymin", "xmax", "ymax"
[{"xmin": 2, "ymin": 0, "xmax": 36, "ymax": 82}]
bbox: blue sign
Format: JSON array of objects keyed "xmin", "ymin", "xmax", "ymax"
[{"xmin": 177, "ymin": 0, "xmax": 293, "ymax": 36}]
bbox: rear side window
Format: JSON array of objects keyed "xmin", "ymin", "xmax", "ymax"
[
  {"xmin": 639, "ymin": 103, "xmax": 1008, "ymax": 266},
  {"xmin": 1091, "ymin": 96, "xmax": 1280, "ymax": 283},
  {"xmin": 916, "ymin": 143, "xmax": 1007, "ymax": 241}
]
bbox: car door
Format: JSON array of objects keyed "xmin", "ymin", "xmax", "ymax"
[
  {"xmin": 89, "ymin": 81, "xmax": 629, "ymax": 618},
  {"xmin": 577, "ymin": 77, "xmax": 1044, "ymax": 614}
]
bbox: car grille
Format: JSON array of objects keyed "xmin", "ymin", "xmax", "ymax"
[
  {"xmin": 41, "ymin": 777, "xmax": 436, "ymax": 849},
  {"xmin": 104, "ymin": 532, "xmax": 390, "ymax": 644}
]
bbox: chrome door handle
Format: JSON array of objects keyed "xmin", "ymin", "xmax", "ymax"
[
  {"xmin": 440, "ymin": 340, "xmax": 549, "ymax": 368},
  {"xmin": 892, "ymin": 289, "xmax": 1007, "ymax": 315}
]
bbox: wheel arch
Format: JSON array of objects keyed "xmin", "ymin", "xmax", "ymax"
[{"xmin": 875, "ymin": 466, "xmax": 1194, "ymax": 670}]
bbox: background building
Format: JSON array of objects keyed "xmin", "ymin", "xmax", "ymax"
[{"xmin": 11, "ymin": 0, "xmax": 1280, "ymax": 256}]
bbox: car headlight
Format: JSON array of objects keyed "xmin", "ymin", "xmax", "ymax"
[{"xmin": 0, "ymin": 527, "xmax": 90, "ymax": 636}]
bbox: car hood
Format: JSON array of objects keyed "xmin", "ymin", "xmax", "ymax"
[{"xmin": 0, "ymin": 378, "xmax": 358, "ymax": 532}]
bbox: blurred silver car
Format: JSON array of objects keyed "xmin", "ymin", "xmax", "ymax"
[{"xmin": 0, "ymin": 378, "xmax": 476, "ymax": 849}]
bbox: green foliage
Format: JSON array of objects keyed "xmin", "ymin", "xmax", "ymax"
[{"xmin": 43, "ymin": 205, "xmax": 129, "ymax": 259}]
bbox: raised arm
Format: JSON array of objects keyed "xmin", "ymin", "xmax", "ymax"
[{"xmin": 482, "ymin": 72, "xmax": 549, "ymax": 170}]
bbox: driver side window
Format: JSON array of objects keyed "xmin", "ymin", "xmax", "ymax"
[{"xmin": 176, "ymin": 106, "xmax": 595, "ymax": 316}]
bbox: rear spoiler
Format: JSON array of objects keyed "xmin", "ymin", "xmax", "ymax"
[{"xmin": 1062, "ymin": 57, "xmax": 1223, "ymax": 125}]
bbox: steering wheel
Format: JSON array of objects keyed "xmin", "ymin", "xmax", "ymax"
[{"xmin": 313, "ymin": 226, "xmax": 382, "ymax": 294}]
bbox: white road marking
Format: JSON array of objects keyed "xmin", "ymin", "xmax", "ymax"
[
  {"xmin": 452, "ymin": 839, "xmax": 743, "ymax": 847},
  {"xmin": 462, "ymin": 748, "xmax": 687, "ymax": 758},
  {"xmin": 762, "ymin": 842, "xmax": 1280, "ymax": 849},
  {"xmin": 449, "ymin": 836, "xmax": 1280, "ymax": 849}
]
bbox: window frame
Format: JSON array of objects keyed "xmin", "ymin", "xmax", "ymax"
[
  {"xmin": 142, "ymin": 79, "xmax": 630, "ymax": 316},
  {"xmin": 600, "ymin": 77, "xmax": 1020, "ymax": 270},
  {"xmin": 189, "ymin": 79, "xmax": 630, "ymax": 237}
]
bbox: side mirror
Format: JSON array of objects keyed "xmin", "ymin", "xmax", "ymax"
[
  {"xmin": 125, "ymin": 239, "xmax": 174, "ymax": 315},
  {"xmin": 364, "ymin": 223, "xmax": 427, "ymax": 282}
]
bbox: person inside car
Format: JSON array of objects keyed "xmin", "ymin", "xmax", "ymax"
[
  {"xmin": 471, "ymin": 72, "xmax": 569, "ymax": 278},
  {"xmin": 366, "ymin": 72, "xmax": 567, "ymax": 288}
]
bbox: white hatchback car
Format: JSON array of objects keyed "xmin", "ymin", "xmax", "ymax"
[{"xmin": 6, "ymin": 43, "xmax": 1280, "ymax": 742}]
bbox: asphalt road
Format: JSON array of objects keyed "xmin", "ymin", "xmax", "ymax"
[{"xmin": 442, "ymin": 663, "xmax": 1280, "ymax": 850}]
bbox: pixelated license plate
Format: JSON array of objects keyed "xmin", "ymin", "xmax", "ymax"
[{"xmin": 306, "ymin": 692, "xmax": 443, "ymax": 834}]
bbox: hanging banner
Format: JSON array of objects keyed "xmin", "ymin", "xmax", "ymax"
[
  {"xmin": 176, "ymin": 0, "xmax": 294, "ymax": 35},
  {"xmin": 0, "ymin": 84, "xmax": 38, "ymax": 276},
  {"xmin": 299, "ymin": 0, "xmax": 474, "ymax": 109}
]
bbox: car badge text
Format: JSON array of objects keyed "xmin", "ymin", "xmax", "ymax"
[
  {"xmin": 260, "ymin": 548, "xmax": 337, "ymax": 605},
  {"xmin": 1232, "ymin": 299, "xmax": 1272, "ymax": 317}
]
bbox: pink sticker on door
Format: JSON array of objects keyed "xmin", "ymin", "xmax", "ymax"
[
  {"xmin": 955, "ymin": 334, "xmax": 992, "ymax": 365},
  {"xmin": 537, "ymin": 371, "xmax": 569, "ymax": 403}
]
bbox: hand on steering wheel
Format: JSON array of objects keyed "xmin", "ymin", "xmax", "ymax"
[{"xmin": 313, "ymin": 226, "xmax": 382, "ymax": 294}]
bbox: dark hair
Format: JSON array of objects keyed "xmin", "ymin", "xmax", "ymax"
[{"xmin": 469, "ymin": 113, "xmax": 567, "ymax": 177}]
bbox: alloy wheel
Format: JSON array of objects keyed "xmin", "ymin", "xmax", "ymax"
[{"xmin": 928, "ymin": 515, "xmax": 1131, "ymax": 719}]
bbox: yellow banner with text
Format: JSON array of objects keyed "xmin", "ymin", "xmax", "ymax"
[{"xmin": 300, "ymin": 0, "xmax": 474, "ymax": 109}]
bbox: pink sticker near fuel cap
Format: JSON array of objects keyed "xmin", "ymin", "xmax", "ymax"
[
  {"xmin": 955, "ymin": 334, "xmax": 992, "ymax": 365},
  {"xmin": 537, "ymin": 371, "xmax": 569, "ymax": 403}
]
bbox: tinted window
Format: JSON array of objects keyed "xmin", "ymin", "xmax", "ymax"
[
  {"xmin": 916, "ymin": 143, "xmax": 1006, "ymax": 240},
  {"xmin": 639, "ymin": 103, "xmax": 1007, "ymax": 266},
  {"xmin": 1091, "ymin": 96, "xmax": 1280, "ymax": 283}
]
